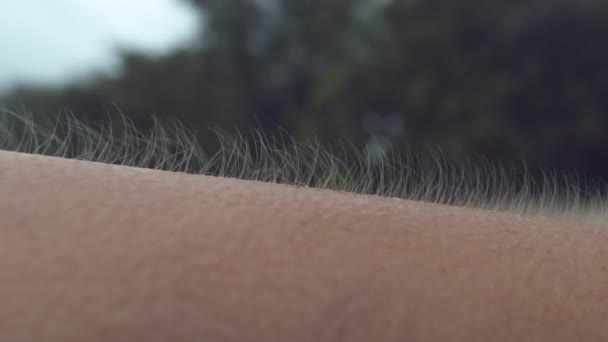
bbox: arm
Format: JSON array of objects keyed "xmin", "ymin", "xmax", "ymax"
[{"xmin": 1, "ymin": 150, "xmax": 607, "ymax": 342}]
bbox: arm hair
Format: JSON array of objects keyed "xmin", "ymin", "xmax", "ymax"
[{"xmin": 1, "ymin": 108, "xmax": 606, "ymax": 225}]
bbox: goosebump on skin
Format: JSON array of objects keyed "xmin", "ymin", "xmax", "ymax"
[{"xmin": 0, "ymin": 108, "xmax": 606, "ymax": 225}]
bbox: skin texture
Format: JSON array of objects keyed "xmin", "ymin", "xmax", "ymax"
[{"xmin": 1, "ymin": 150, "xmax": 608, "ymax": 342}]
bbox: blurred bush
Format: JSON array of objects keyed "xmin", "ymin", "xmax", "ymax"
[{"xmin": 3, "ymin": 0, "xmax": 608, "ymax": 178}]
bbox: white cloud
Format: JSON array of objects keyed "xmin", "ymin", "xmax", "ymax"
[{"xmin": 0, "ymin": 0, "xmax": 199, "ymax": 92}]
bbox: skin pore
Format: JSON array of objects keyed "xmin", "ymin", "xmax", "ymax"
[{"xmin": 2, "ymin": 150, "xmax": 608, "ymax": 342}]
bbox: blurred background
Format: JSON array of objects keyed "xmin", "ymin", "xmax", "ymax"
[{"xmin": 2, "ymin": 0, "xmax": 608, "ymax": 182}]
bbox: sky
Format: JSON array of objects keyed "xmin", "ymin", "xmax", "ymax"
[{"xmin": 0, "ymin": 0, "xmax": 200, "ymax": 93}]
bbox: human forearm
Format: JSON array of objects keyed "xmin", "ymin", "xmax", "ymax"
[{"xmin": 1, "ymin": 150, "xmax": 607, "ymax": 341}]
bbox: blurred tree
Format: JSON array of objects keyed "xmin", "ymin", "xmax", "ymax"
[{"xmin": 3, "ymin": 0, "xmax": 608, "ymax": 178}]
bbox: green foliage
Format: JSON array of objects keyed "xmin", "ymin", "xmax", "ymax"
[{"xmin": 4, "ymin": 0, "xmax": 608, "ymax": 178}]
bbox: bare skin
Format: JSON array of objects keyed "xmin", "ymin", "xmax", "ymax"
[{"xmin": 1, "ymin": 150, "xmax": 608, "ymax": 342}]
